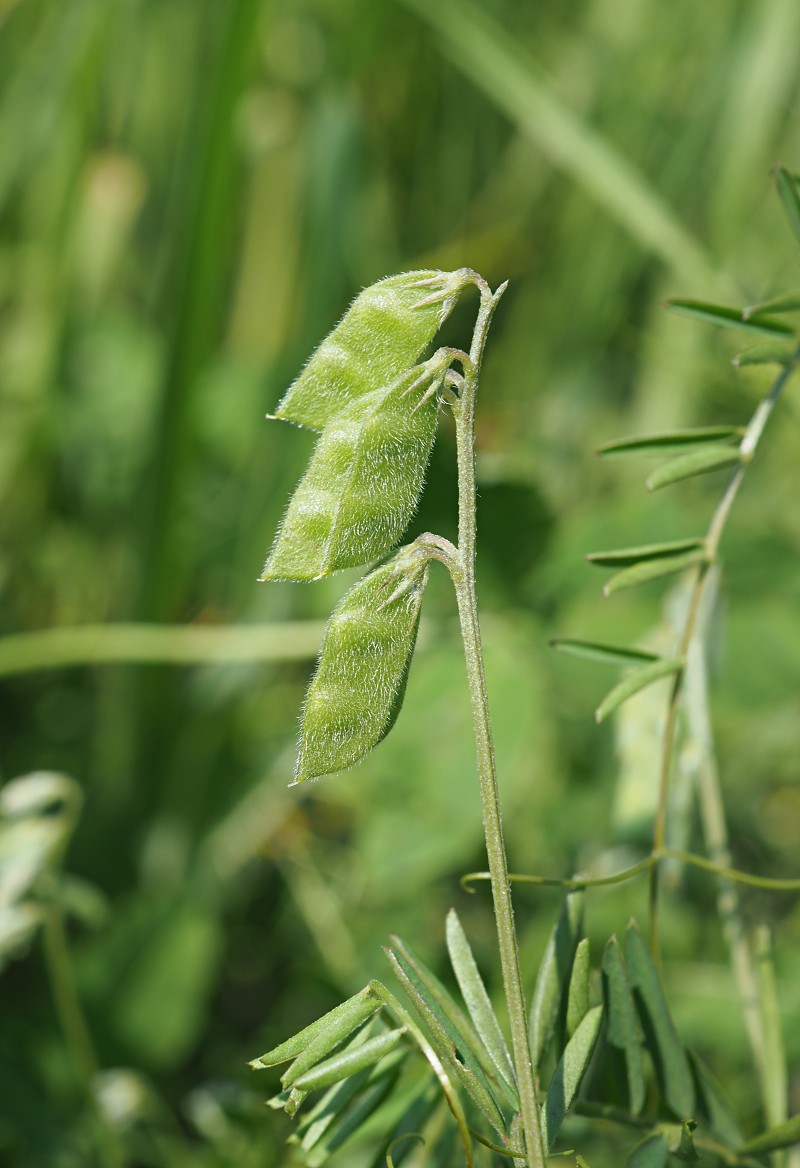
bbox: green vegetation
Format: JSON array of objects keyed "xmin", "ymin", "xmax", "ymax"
[{"xmin": 2, "ymin": 2, "xmax": 800, "ymax": 1166}]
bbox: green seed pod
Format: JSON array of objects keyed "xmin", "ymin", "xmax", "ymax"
[
  {"xmin": 261, "ymin": 364, "xmax": 443, "ymax": 582},
  {"xmin": 293, "ymin": 543, "xmax": 431, "ymax": 782},
  {"xmin": 273, "ymin": 269, "xmax": 474, "ymax": 430}
]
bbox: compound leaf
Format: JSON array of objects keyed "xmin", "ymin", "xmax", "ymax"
[
  {"xmin": 602, "ymin": 549, "xmax": 708, "ymax": 596},
  {"xmin": 300, "ymin": 1059, "xmax": 405, "ymax": 1166},
  {"xmin": 292, "ymin": 1028, "xmax": 408, "ymax": 1092},
  {"xmin": 384, "ymin": 944, "xmax": 507, "ymax": 1135},
  {"xmin": 251, "ymin": 985, "xmax": 380, "ymax": 1073}
]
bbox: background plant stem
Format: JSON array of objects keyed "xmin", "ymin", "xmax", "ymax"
[
  {"xmin": 42, "ymin": 903, "xmax": 123, "ymax": 1168},
  {"xmin": 451, "ymin": 280, "xmax": 546, "ymax": 1168}
]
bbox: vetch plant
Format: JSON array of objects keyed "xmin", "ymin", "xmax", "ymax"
[
  {"xmin": 257, "ymin": 266, "xmax": 548, "ymax": 1167},
  {"xmin": 254, "ymin": 169, "xmax": 800, "ymax": 1167}
]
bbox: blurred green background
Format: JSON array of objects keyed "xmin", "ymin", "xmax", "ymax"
[{"xmin": 1, "ymin": 0, "xmax": 800, "ymax": 1164}]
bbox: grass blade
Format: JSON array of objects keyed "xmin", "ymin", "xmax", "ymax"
[
  {"xmin": 646, "ymin": 446, "xmax": 741, "ymax": 492},
  {"xmin": 624, "ymin": 921, "xmax": 695, "ymax": 1119},
  {"xmin": 666, "ymin": 298, "xmax": 796, "ymax": 338},
  {"xmin": 551, "ymin": 640, "xmax": 660, "ymax": 668},
  {"xmin": 0, "ymin": 621, "xmax": 327, "ymax": 678},
  {"xmin": 445, "ymin": 909, "xmax": 517, "ymax": 1100},
  {"xmin": 399, "ymin": 0, "xmax": 714, "ymax": 283},
  {"xmin": 595, "ymin": 659, "xmax": 683, "ymax": 724}
]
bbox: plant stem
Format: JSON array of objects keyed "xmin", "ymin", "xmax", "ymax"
[
  {"xmin": 648, "ymin": 347, "xmax": 800, "ymax": 960},
  {"xmin": 42, "ymin": 902, "xmax": 124, "ymax": 1168},
  {"xmin": 43, "ymin": 905, "xmax": 98, "ymax": 1087},
  {"xmin": 449, "ymin": 279, "xmax": 546, "ymax": 1168}
]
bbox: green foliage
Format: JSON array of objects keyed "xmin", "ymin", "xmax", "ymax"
[
  {"xmin": 775, "ymin": 166, "xmax": 800, "ymax": 243},
  {"xmin": 595, "ymin": 658, "xmax": 683, "ymax": 724},
  {"xmin": 255, "ymin": 170, "xmax": 800, "ymax": 1167},
  {"xmin": 541, "ymin": 1004, "xmax": 603, "ymax": 1152},
  {"xmin": 601, "ymin": 936, "xmax": 646, "ymax": 1115},
  {"xmin": 587, "ymin": 541, "xmax": 708, "ymax": 596},
  {"xmin": 252, "ymin": 986, "xmax": 381, "ymax": 1071},
  {"xmin": 597, "ymin": 427, "xmax": 744, "ymax": 457},
  {"xmin": 550, "ymin": 640, "xmax": 662, "ymax": 668},
  {"xmin": 645, "ymin": 446, "xmax": 742, "ymax": 492},
  {"xmin": 666, "ymin": 298, "xmax": 796, "ymax": 338},
  {"xmin": 0, "ymin": 773, "xmax": 86, "ymax": 966},
  {"xmin": 5, "ymin": 4, "xmax": 800, "ymax": 1166},
  {"xmin": 529, "ymin": 892, "xmax": 584, "ymax": 1071},
  {"xmin": 446, "ymin": 908, "xmax": 516, "ymax": 1096},
  {"xmin": 624, "ymin": 922, "xmax": 694, "ymax": 1119}
]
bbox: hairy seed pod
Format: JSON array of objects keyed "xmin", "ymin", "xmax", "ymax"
[
  {"xmin": 261, "ymin": 364, "xmax": 443, "ymax": 582},
  {"xmin": 293, "ymin": 544, "xmax": 431, "ymax": 782},
  {"xmin": 273, "ymin": 269, "xmax": 474, "ymax": 430}
]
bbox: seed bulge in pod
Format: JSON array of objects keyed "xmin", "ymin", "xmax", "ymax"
[
  {"xmin": 293, "ymin": 544, "xmax": 431, "ymax": 782},
  {"xmin": 261, "ymin": 365, "xmax": 441, "ymax": 581},
  {"xmin": 273, "ymin": 268, "xmax": 474, "ymax": 430}
]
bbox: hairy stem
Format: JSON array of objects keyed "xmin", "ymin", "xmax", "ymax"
[{"xmin": 450, "ymin": 278, "xmax": 546, "ymax": 1168}]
